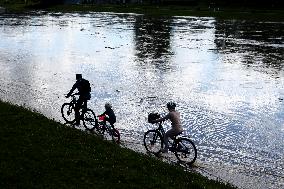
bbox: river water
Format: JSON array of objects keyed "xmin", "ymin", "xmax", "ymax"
[{"xmin": 0, "ymin": 12, "xmax": 283, "ymax": 189}]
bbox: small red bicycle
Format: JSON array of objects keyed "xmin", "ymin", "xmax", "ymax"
[{"xmin": 93, "ymin": 115, "xmax": 120, "ymax": 144}]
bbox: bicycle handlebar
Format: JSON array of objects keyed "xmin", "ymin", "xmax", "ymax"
[{"xmin": 65, "ymin": 93, "xmax": 79, "ymax": 98}]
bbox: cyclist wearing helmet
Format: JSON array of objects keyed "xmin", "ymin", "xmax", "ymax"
[
  {"xmin": 99, "ymin": 103, "xmax": 116, "ymax": 129},
  {"xmin": 66, "ymin": 74, "xmax": 91, "ymax": 125},
  {"xmin": 152, "ymin": 102, "xmax": 183, "ymax": 153}
]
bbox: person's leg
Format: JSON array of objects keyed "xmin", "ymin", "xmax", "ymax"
[
  {"xmin": 83, "ymin": 99, "xmax": 88, "ymax": 109},
  {"xmin": 104, "ymin": 117, "xmax": 114, "ymax": 129},
  {"xmin": 163, "ymin": 129, "xmax": 180, "ymax": 153},
  {"xmin": 75, "ymin": 97, "xmax": 84, "ymax": 125},
  {"xmin": 109, "ymin": 122, "xmax": 115, "ymax": 130}
]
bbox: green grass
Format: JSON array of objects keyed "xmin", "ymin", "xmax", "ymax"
[
  {"xmin": 0, "ymin": 0, "xmax": 283, "ymax": 21},
  {"xmin": 0, "ymin": 100, "xmax": 236, "ymax": 188}
]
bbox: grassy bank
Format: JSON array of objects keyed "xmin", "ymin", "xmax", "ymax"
[
  {"xmin": 0, "ymin": 0, "xmax": 283, "ymax": 21},
  {"xmin": 0, "ymin": 100, "xmax": 236, "ymax": 188}
]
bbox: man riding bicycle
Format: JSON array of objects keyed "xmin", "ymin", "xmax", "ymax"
[
  {"xmin": 66, "ymin": 74, "xmax": 91, "ymax": 126},
  {"xmin": 151, "ymin": 102, "xmax": 183, "ymax": 153}
]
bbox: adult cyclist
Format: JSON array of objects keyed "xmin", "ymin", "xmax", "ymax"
[
  {"xmin": 152, "ymin": 102, "xmax": 183, "ymax": 153},
  {"xmin": 66, "ymin": 74, "xmax": 91, "ymax": 126}
]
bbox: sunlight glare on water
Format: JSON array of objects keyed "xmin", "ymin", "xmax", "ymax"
[{"xmin": 0, "ymin": 13, "xmax": 283, "ymax": 189}]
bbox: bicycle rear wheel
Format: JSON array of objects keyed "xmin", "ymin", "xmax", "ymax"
[
  {"xmin": 143, "ymin": 130, "xmax": 163, "ymax": 154},
  {"xmin": 174, "ymin": 138, "xmax": 197, "ymax": 165},
  {"xmin": 102, "ymin": 124, "xmax": 119, "ymax": 143},
  {"xmin": 82, "ymin": 109, "xmax": 96, "ymax": 131},
  {"xmin": 61, "ymin": 103, "xmax": 76, "ymax": 124}
]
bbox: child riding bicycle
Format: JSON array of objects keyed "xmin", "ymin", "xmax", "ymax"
[
  {"xmin": 151, "ymin": 102, "xmax": 183, "ymax": 153},
  {"xmin": 98, "ymin": 103, "xmax": 116, "ymax": 129}
]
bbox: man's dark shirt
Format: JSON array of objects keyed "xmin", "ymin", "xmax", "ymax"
[{"xmin": 67, "ymin": 78, "xmax": 91, "ymax": 98}]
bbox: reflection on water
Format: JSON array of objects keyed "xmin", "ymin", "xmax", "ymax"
[
  {"xmin": 134, "ymin": 16, "xmax": 173, "ymax": 67},
  {"xmin": 0, "ymin": 12, "xmax": 283, "ymax": 189},
  {"xmin": 214, "ymin": 19, "xmax": 284, "ymax": 74}
]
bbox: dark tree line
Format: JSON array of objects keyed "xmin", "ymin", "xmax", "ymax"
[
  {"xmin": 38, "ymin": 0, "xmax": 283, "ymax": 8},
  {"xmin": 40, "ymin": 0, "xmax": 64, "ymax": 5},
  {"xmin": 202, "ymin": 0, "xmax": 283, "ymax": 8}
]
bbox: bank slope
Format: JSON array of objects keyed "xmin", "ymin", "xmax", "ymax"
[{"xmin": 0, "ymin": 101, "xmax": 235, "ymax": 189}]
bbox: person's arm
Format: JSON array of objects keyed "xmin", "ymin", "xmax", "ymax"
[
  {"xmin": 152, "ymin": 113, "xmax": 170, "ymax": 123},
  {"xmin": 66, "ymin": 82, "xmax": 78, "ymax": 98}
]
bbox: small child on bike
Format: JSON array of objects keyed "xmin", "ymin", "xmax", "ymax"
[
  {"xmin": 152, "ymin": 102, "xmax": 183, "ymax": 153},
  {"xmin": 98, "ymin": 103, "xmax": 116, "ymax": 129}
]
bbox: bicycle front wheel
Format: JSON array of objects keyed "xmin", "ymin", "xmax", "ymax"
[
  {"xmin": 143, "ymin": 130, "xmax": 163, "ymax": 154},
  {"xmin": 111, "ymin": 128, "xmax": 120, "ymax": 144},
  {"xmin": 82, "ymin": 109, "xmax": 96, "ymax": 131},
  {"xmin": 174, "ymin": 138, "xmax": 197, "ymax": 165},
  {"xmin": 61, "ymin": 103, "xmax": 76, "ymax": 124}
]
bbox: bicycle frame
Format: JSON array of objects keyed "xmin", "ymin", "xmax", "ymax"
[
  {"xmin": 154, "ymin": 122, "xmax": 177, "ymax": 150},
  {"xmin": 95, "ymin": 115, "xmax": 120, "ymax": 143},
  {"xmin": 156, "ymin": 123, "xmax": 166, "ymax": 137},
  {"xmin": 144, "ymin": 119, "xmax": 197, "ymax": 165},
  {"xmin": 70, "ymin": 95, "xmax": 77, "ymax": 106},
  {"xmin": 69, "ymin": 94, "xmax": 88, "ymax": 117},
  {"xmin": 97, "ymin": 116, "xmax": 112, "ymax": 133}
]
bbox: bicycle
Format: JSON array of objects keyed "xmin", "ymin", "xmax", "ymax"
[
  {"xmin": 61, "ymin": 93, "xmax": 97, "ymax": 131},
  {"xmin": 94, "ymin": 115, "xmax": 120, "ymax": 144},
  {"xmin": 143, "ymin": 113, "xmax": 197, "ymax": 165}
]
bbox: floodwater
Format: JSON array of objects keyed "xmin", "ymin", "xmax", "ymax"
[{"xmin": 0, "ymin": 12, "xmax": 283, "ymax": 189}]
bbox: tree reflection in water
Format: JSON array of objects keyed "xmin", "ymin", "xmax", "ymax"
[
  {"xmin": 214, "ymin": 20, "xmax": 284, "ymax": 75},
  {"xmin": 134, "ymin": 15, "xmax": 174, "ymax": 70}
]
